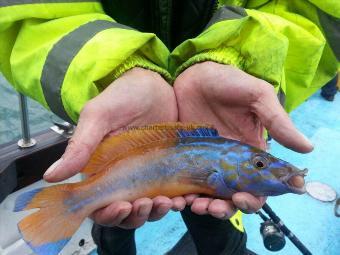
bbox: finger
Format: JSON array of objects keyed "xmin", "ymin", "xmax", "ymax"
[
  {"xmin": 183, "ymin": 194, "xmax": 199, "ymax": 206},
  {"xmin": 119, "ymin": 198, "xmax": 153, "ymax": 229},
  {"xmin": 207, "ymin": 199, "xmax": 237, "ymax": 219},
  {"xmin": 252, "ymin": 82, "xmax": 313, "ymax": 153},
  {"xmin": 232, "ymin": 192, "xmax": 266, "ymax": 213},
  {"xmin": 44, "ymin": 101, "xmax": 110, "ymax": 182},
  {"xmin": 190, "ymin": 197, "xmax": 213, "ymax": 215},
  {"xmin": 171, "ymin": 196, "xmax": 186, "ymax": 211},
  {"xmin": 91, "ymin": 201, "xmax": 132, "ymax": 226},
  {"xmin": 148, "ymin": 196, "xmax": 173, "ymax": 221}
]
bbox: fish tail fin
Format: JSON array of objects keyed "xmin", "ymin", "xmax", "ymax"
[{"xmin": 14, "ymin": 185, "xmax": 87, "ymax": 255}]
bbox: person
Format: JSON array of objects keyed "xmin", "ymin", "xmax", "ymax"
[{"xmin": 0, "ymin": 1, "xmax": 338, "ymax": 254}]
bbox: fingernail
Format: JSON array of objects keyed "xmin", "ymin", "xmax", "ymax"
[
  {"xmin": 172, "ymin": 205, "xmax": 185, "ymax": 212},
  {"xmin": 304, "ymin": 135, "xmax": 312, "ymax": 144},
  {"xmin": 157, "ymin": 204, "xmax": 172, "ymax": 215},
  {"xmin": 119, "ymin": 208, "xmax": 131, "ymax": 216},
  {"xmin": 137, "ymin": 204, "xmax": 150, "ymax": 217},
  {"xmin": 178, "ymin": 206, "xmax": 185, "ymax": 211},
  {"xmin": 302, "ymin": 134, "xmax": 313, "ymax": 147},
  {"xmin": 240, "ymin": 201, "xmax": 248, "ymax": 211},
  {"xmin": 44, "ymin": 158, "xmax": 62, "ymax": 177},
  {"xmin": 212, "ymin": 213, "xmax": 226, "ymax": 219}
]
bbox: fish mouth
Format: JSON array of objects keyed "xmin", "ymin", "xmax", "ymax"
[{"xmin": 282, "ymin": 168, "xmax": 308, "ymax": 194}]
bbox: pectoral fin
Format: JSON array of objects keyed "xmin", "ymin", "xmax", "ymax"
[{"xmin": 176, "ymin": 168, "xmax": 218, "ymax": 187}]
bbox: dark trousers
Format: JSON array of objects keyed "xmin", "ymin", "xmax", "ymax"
[
  {"xmin": 92, "ymin": 207, "xmax": 246, "ymax": 255},
  {"xmin": 321, "ymin": 75, "xmax": 338, "ymax": 100}
]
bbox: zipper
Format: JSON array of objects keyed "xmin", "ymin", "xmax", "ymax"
[
  {"xmin": 151, "ymin": 0, "xmax": 172, "ymax": 49},
  {"xmin": 211, "ymin": 0, "xmax": 218, "ymax": 15},
  {"xmin": 204, "ymin": 0, "xmax": 218, "ymax": 28}
]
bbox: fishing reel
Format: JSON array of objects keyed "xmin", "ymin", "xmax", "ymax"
[
  {"xmin": 260, "ymin": 218, "xmax": 286, "ymax": 251},
  {"xmin": 257, "ymin": 204, "xmax": 312, "ymax": 255}
]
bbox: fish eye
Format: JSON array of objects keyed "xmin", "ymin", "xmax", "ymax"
[
  {"xmin": 256, "ymin": 161, "xmax": 264, "ymax": 168},
  {"xmin": 252, "ymin": 155, "xmax": 268, "ymax": 169}
]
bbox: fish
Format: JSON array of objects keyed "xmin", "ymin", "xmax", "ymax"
[{"xmin": 13, "ymin": 123, "xmax": 308, "ymax": 255}]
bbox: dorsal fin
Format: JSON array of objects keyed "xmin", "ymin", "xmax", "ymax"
[{"xmin": 82, "ymin": 122, "xmax": 218, "ymax": 176}]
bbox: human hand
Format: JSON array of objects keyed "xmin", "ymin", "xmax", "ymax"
[
  {"xmin": 174, "ymin": 62, "xmax": 313, "ymax": 218},
  {"xmin": 43, "ymin": 67, "xmax": 183, "ymax": 228}
]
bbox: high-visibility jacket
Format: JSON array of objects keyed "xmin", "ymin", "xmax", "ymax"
[
  {"xmin": 0, "ymin": 0, "xmax": 339, "ymax": 123},
  {"xmin": 0, "ymin": 0, "xmax": 339, "ymax": 233}
]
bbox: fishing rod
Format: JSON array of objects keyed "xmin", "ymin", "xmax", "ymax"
[{"xmin": 258, "ymin": 203, "xmax": 312, "ymax": 255}]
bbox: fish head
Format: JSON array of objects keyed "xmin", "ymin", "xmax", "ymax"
[
  {"xmin": 219, "ymin": 145, "xmax": 308, "ymax": 196},
  {"xmin": 236, "ymin": 150, "xmax": 308, "ymax": 196}
]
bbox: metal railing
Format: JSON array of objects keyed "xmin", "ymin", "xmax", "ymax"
[
  {"xmin": 16, "ymin": 93, "xmax": 74, "ymax": 148},
  {"xmin": 17, "ymin": 93, "xmax": 36, "ymax": 148}
]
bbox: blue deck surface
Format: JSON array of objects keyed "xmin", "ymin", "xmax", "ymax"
[{"xmin": 91, "ymin": 91, "xmax": 340, "ymax": 255}]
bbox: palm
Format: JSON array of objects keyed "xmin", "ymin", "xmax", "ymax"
[
  {"xmin": 178, "ymin": 95, "xmax": 266, "ymax": 149},
  {"xmin": 175, "ymin": 62, "xmax": 268, "ymax": 149},
  {"xmin": 94, "ymin": 69, "xmax": 177, "ymax": 136}
]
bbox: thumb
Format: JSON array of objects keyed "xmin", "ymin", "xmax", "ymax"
[
  {"xmin": 44, "ymin": 102, "xmax": 110, "ymax": 182},
  {"xmin": 252, "ymin": 83, "xmax": 313, "ymax": 153}
]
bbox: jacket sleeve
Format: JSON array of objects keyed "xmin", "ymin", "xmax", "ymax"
[
  {"xmin": 0, "ymin": 1, "xmax": 171, "ymax": 123},
  {"xmin": 170, "ymin": 1, "xmax": 340, "ymax": 112}
]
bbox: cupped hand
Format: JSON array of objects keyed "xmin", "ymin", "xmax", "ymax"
[
  {"xmin": 43, "ymin": 67, "xmax": 184, "ymax": 228},
  {"xmin": 174, "ymin": 62, "xmax": 313, "ymax": 217}
]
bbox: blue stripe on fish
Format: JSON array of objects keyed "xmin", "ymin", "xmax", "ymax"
[
  {"xmin": 175, "ymin": 140, "xmax": 228, "ymax": 152},
  {"xmin": 14, "ymin": 188, "xmax": 44, "ymax": 212},
  {"xmin": 177, "ymin": 127, "xmax": 219, "ymax": 138}
]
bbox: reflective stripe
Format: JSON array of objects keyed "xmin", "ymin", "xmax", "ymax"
[
  {"xmin": 318, "ymin": 9, "xmax": 340, "ymax": 60},
  {"xmin": 205, "ymin": 6, "xmax": 247, "ymax": 29},
  {"xmin": 41, "ymin": 20, "xmax": 132, "ymax": 123},
  {"xmin": 0, "ymin": 0, "xmax": 99, "ymax": 7}
]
